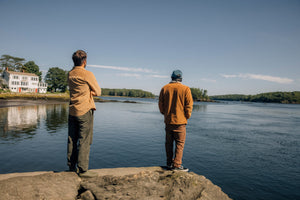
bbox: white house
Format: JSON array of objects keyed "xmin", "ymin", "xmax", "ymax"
[{"xmin": 2, "ymin": 68, "xmax": 48, "ymax": 93}]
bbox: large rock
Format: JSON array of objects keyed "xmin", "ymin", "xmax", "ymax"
[
  {"xmin": 81, "ymin": 167, "xmax": 231, "ymax": 200},
  {"xmin": 0, "ymin": 167, "xmax": 231, "ymax": 200},
  {"xmin": 0, "ymin": 171, "xmax": 81, "ymax": 200}
]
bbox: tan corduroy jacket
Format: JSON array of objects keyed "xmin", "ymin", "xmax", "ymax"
[
  {"xmin": 159, "ymin": 82, "xmax": 193, "ymax": 125},
  {"xmin": 68, "ymin": 66, "xmax": 101, "ymax": 116}
]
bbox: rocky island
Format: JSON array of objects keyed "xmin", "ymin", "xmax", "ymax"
[{"xmin": 0, "ymin": 167, "xmax": 231, "ymax": 200}]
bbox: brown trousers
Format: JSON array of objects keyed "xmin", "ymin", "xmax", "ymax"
[{"xmin": 165, "ymin": 124, "xmax": 186, "ymax": 168}]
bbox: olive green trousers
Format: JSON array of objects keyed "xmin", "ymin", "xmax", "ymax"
[{"xmin": 67, "ymin": 110, "xmax": 94, "ymax": 172}]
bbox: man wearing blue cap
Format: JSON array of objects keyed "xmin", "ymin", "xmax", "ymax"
[{"xmin": 159, "ymin": 70, "xmax": 193, "ymax": 171}]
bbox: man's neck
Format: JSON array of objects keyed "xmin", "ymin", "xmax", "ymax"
[{"xmin": 74, "ymin": 65, "xmax": 85, "ymax": 68}]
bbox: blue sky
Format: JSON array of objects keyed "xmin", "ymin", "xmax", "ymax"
[{"xmin": 1, "ymin": 0, "xmax": 299, "ymax": 95}]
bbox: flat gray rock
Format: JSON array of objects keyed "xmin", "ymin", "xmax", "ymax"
[
  {"xmin": 0, "ymin": 171, "xmax": 81, "ymax": 200},
  {"xmin": 81, "ymin": 167, "xmax": 231, "ymax": 200}
]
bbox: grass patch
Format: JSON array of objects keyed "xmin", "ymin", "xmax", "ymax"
[{"xmin": 0, "ymin": 92, "xmax": 70, "ymax": 101}]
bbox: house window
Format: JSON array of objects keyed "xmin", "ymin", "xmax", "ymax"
[
  {"xmin": 12, "ymin": 81, "xmax": 20, "ymax": 85},
  {"xmin": 13, "ymin": 76, "xmax": 19, "ymax": 79},
  {"xmin": 22, "ymin": 76, "xmax": 28, "ymax": 80}
]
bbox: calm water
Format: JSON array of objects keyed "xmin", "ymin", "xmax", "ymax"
[{"xmin": 0, "ymin": 97, "xmax": 299, "ymax": 200}]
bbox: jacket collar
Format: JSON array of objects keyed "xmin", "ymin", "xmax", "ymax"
[{"xmin": 170, "ymin": 80, "xmax": 182, "ymax": 84}]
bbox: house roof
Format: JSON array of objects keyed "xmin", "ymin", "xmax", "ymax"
[{"xmin": 6, "ymin": 70, "xmax": 38, "ymax": 77}]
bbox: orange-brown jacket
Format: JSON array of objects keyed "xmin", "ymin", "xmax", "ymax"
[
  {"xmin": 159, "ymin": 82, "xmax": 193, "ymax": 124},
  {"xmin": 68, "ymin": 66, "xmax": 101, "ymax": 116}
]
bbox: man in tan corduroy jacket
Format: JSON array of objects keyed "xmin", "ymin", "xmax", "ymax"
[
  {"xmin": 67, "ymin": 50, "xmax": 101, "ymax": 178},
  {"xmin": 159, "ymin": 70, "xmax": 193, "ymax": 171}
]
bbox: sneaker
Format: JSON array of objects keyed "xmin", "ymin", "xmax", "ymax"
[
  {"xmin": 78, "ymin": 170, "xmax": 98, "ymax": 178},
  {"xmin": 172, "ymin": 166, "xmax": 189, "ymax": 172}
]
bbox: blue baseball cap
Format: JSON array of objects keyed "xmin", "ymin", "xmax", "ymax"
[{"xmin": 171, "ymin": 70, "xmax": 182, "ymax": 79}]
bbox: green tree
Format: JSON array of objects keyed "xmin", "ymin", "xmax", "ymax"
[
  {"xmin": 190, "ymin": 88, "xmax": 202, "ymax": 100},
  {"xmin": 190, "ymin": 88, "xmax": 210, "ymax": 101},
  {"xmin": 22, "ymin": 61, "xmax": 42, "ymax": 81},
  {"xmin": 0, "ymin": 54, "xmax": 25, "ymax": 72},
  {"xmin": 45, "ymin": 67, "xmax": 68, "ymax": 92}
]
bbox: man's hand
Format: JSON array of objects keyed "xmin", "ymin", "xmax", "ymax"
[
  {"xmin": 91, "ymin": 91, "xmax": 96, "ymax": 96},
  {"xmin": 185, "ymin": 111, "xmax": 192, "ymax": 119}
]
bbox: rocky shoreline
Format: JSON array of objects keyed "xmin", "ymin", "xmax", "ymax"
[
  {"xmin": 0, "ymin": 99, "xmax": 68, "ymax": 108},
  {"xmin": 0, "ymin": 96, "xmax": 138, "ymax": 108},
  {"xmin": 0, "ymin": 167, "xmax": 231, "ymax": 200}
]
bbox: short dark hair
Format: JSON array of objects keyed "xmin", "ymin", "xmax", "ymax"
[
  {"xmin": 172, "ymin": 77, "xmax": 182, "ymax": 82},
  {"xmin": 72, "ymin": 50, "xmax": 87, "ymax": 66}
]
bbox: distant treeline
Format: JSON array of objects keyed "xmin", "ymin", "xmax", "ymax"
[
  {"xmin": 210, "ymin": 91, "xmax": 300, "ymax": 104},
  {"xmin": 101, "ymin": 88, "xmax": 155, "ymax": 98}
]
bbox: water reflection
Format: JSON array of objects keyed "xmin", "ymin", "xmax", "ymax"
[
  {"xmin": 193, "ymin": 104, "xmax": 207, "ymax": 112},
  {"xmin": 46, "ymin": 104, "xmax": 68, "ymax": 132},
  {"xmin": 0, "ymin": 103, "xmax": 68, "ymax": 141}
]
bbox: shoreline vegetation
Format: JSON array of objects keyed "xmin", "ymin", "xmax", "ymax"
[
  {"xmin": 0, "ymin": 92, "xmax": 139, "ymax": 108},
  {"xmin": 101, "ymin": 88, "xmax": 155, "ymax": 98},
  {"xmin": 0, "ymin": 92, "xmax": 139, "ymax": 102},
  {"xmin": 1, "ymin": 91, "xmax": 299, "ymax": 106},
  {"xmin": 210, "ymin": 91, "xmax": 300, "ymax": 104},
  {"xmin": 0, "ymin": 92, "xmax": 70, "ymax": 101}
]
